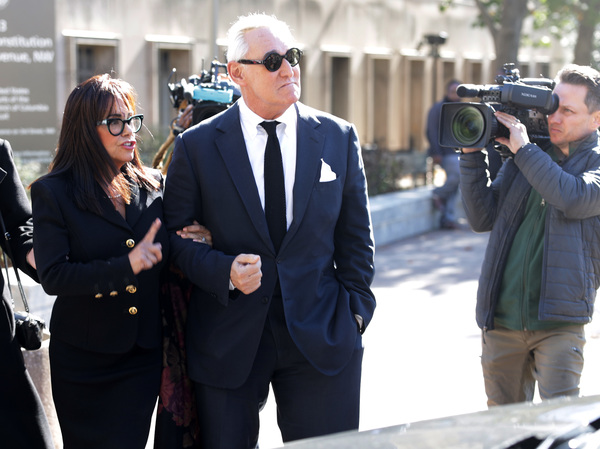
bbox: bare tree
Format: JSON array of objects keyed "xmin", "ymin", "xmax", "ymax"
[
  {"xmin": 441, "ymin": 0, "xmax": 531, "ymax": 73},
  {"xmin": 476, "ymin": 0, "xmax": 529, "ymax": 73},
  {"xmin": 569, "ymin": 0, "xmax": 600, "ymax": 66},
  {"xmin": 443, "ymin": 0, "xmax": 600, "ymax": 70}
]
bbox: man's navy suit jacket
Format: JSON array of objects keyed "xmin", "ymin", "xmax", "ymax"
[{"xmin": 163, "ymin": 101, "xmax": 375, "ymax": 389}]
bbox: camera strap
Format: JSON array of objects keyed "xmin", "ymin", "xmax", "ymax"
[{"xmin": 0, "ymin": 209, "xmax": 30, "ymax": 313}]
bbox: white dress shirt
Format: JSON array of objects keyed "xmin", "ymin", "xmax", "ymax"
[{"xmin": 238, "ymin": 98, "xmax": 297, "ymax": 230}]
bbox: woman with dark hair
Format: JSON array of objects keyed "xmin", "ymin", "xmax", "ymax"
[
  {"xmin": 31, "ymin": 74, "xmax": 207, "ymax": 449},
  {"xmin": 0, "ymin": 138, "xmax": 54, "ymax": 449}
]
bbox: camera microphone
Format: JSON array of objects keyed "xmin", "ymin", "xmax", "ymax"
[{"xmin": 456, "ymin": 84, "xmax": 482, "ymax": 98}]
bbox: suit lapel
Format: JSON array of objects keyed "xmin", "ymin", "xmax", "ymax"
[
  {"xmin": 125, "ymin": 181, "xmax": 144, "ymax": 229},
  {"xmin": 214, "ymin": 103, "xmax": 325, "ymax": 253},
  {"xmin": 99, "ymin": 193, "xmax": 129, "ymax": 230},
  {"xmin": 215, "ymin": 105, "xmax": 274, "ymax": 250},
  {"xmin": 98, "ymin": 181, "xmax": 144, "ymax": 232},
  {"xmin": 284, "ymin": 104, "xmax": 323, "ymax": 246}
]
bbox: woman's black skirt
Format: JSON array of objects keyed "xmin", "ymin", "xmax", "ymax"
[{"xmin": 50, "ymin": 338, "xmax": 161, "ymax": 449}]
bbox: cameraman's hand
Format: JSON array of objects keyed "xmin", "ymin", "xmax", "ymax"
[
  {"xmin": 460, "ymin": 147, "xmax": 483, "ymax": 154},
  {"xmin": 494, "ymin": 111, "xmax": 529, "ymax": 155},
  {"xmin": 176, "ymin": 104, "xmax": 194, "ymax": 130}
]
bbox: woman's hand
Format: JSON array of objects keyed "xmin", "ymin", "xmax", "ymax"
[
  {"xmin": 26, "ymin": 249, "xmax": 36, "ymax": 269},
  {"xmin": 177, "ymin": 220, "xmax": 213, "ymax": 247},
  {"xmin": 128, "ymin": 218, "xmax": 163, "ymax": 275}
]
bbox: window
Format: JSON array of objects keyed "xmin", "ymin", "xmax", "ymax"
[
  {"xmin": 372, "ymin": 58, "xmax": 390, "ymax": 148},
  {"xmin": 158, "ymin": 49, "xmax": 191, "ymax": 133},
  {"xmin": 331, "ymin": 56, "xmax": 350, "ymax": 121},
  {"xmin": 77, "ymin": 44, "xmax": 117, "ymax": 84}
]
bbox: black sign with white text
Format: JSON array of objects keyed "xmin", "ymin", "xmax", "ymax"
[{"xmin": 0, "ymin": 0, "xmax": 56, "ymax": 160}]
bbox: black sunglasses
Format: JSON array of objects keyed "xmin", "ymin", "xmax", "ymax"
[
  {"xmin": 97, "ymin": 114, "xmax": 144, "ymax": 136},
  {"xmin": 238, "ymin": 48, "xmax": 302, "ymax": 72}
]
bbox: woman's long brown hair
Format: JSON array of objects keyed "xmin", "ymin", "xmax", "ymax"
[{"xmin": 39, "ymin": 74, "xmax": 159, "ymax": 215}]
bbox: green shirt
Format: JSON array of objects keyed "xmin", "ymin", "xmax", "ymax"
[{"xmin": 494, "ymin": 148, "xmax": 571, "ymax": 330}]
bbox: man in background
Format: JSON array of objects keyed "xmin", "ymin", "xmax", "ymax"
[{"xmin": 427, "ymin": 79, "xmax": 462, "ymax": 229}]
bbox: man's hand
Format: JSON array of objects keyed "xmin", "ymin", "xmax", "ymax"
[
  {"xmin": 230, "ymin": 254, "xmax": 262, "ymax": 295},
  {"xmin": 493, "ymin": 111, "xmax": 530, "ymax": 154}
]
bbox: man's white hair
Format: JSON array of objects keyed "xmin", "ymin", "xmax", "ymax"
[{"xmin": 226, "ymin": 13, "xmax": 296, "ymax": 62}]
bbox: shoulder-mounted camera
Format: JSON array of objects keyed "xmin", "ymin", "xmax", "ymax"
[
  {"xmin": 168, "ymin": 60, "xmax": 240, "ymax": 127},
  {"xmin": 438, "ymin": 63, "xmax": 559, "ymax": 157}
]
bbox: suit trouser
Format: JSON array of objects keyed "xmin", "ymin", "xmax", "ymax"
[
  {"xmin": 433, "ymin": 154, "xmax": 460, "ymax": 225},
  {"xmin": 194, "ymin": 293, "xmax": 364, "ymax": 449},
  {"xmin": 481, "ymin": 324, "xmax": 585, "ymax": 407}
]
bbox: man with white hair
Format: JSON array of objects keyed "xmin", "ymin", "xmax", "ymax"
[{"xmin": 164, "ymin": 13, "xmax": 376, "ymax": 448}]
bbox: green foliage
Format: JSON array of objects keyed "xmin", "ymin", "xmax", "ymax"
[
  {"xmin": 439, "ymin": 0, "xmax": 600, "ymax": 69},
  {"xmin": 536, "ymin": 0, "xmax": 600, "ymax": 69},
  {"xmin": 363, "ymin": 149, "xmax": 403, "ymax": 195},
  {"xmin": 14, "ymin": 158, "xmax": 46, "ymax": 198},
  {"xmin": 439, "ymin": 0, "xmax": 504, "ymax": 27},
  {"xmin": 362, "ymin": 148, "xmax": 428, "ymax": 196},
  {"xmin": 531, "ymin": 0, "xmax": 578, "ymax": 42},
  {"xmin": 137, "ymin": 126, "xmax": 171, "ymax": 167}
]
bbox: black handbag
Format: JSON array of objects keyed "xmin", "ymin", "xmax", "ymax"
[
  {"xmin": 13, "ymin": 308, "xmax": 45, "ymax": 350},
  {"xmin": 0, "ymin": 211, "xmax": 45, "ymax": 350}
]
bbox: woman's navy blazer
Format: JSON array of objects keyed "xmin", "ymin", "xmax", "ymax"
[{"xmin": 31, "ymin": 171, "xmax": 168, "ymax": 353}]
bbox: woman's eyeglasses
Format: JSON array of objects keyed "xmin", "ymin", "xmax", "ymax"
[
  {"xmin": 238, "ymin": 48, "xmax": 302, "ymax": 72},
  {"xmin": 97, "ymin": 114, "xmax": 144, "ymax": 136}
]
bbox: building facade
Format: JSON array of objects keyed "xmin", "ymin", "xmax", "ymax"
[{"xmin": 2, "ymin": 0, "xmax": 566, "ymax": 164}]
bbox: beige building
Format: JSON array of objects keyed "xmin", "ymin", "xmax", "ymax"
[{"xmin": 5, "ymin": 0, "xmax": 566, "ymax": 161}]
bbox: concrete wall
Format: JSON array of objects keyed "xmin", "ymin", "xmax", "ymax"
[
  {"xmin": 371, "ymin": 185, "xmax": 439, "ymax": 247},
  {"xmin": 50, "ymin": 0, "xmax": 552, "ymax": 156}
]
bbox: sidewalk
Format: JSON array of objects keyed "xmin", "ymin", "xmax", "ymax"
[
  {"xmin": 17, "ymin": 222, "xmax": 600, "ymax": 449},
  {"xmin": 258, "ymin": 223, "xmax": 600, "ymax": 448}
]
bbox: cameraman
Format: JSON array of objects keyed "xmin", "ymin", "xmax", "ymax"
[{"xmin": 460, "ymin": 64, "xmax": 600, "ymax": 406}]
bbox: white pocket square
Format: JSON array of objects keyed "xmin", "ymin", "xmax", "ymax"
[{"xmin": 319, "ymin": 159, "xmax": 337, "ymax": 182}]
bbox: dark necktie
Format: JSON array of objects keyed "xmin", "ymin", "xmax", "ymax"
[{"xmin": 261, "ymin": 121, "xmax": 286, "ymax": 252}]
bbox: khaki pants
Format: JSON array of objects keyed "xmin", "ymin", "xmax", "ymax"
[{"xmin": 481, "ymin": 325, "xmax": 585, "ymax": 407}]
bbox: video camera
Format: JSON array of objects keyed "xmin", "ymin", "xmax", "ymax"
[
  {"xmin": 438, "ymin": 63, "xmax": 559, "ymax": 156},
  {"xmin": 168, "ymin": 59, "xmax": 240, "ymax": 128}
]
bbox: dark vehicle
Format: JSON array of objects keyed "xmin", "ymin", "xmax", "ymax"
[{"xmin": 282, "ymin": 395, "xmax": 600, "ymax": 449}]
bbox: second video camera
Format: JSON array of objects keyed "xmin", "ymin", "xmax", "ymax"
[
  {"xmin": 168, "ymin": 60, "xmax": 240, "ymax": 127},
  {"xmin": 439, "ymin": 63, "xmax": 559, "ymax": 151}
]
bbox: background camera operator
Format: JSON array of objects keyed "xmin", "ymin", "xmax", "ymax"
[
  {"xmin": 460, "ymin": 64, "xmax": 600, "ymax": 406},
  {"xmin": 173, "ymin": 104, "xmax": 194, "ymax": 136},
  {"xmin": 153, "ymin": 62, "xmax": 239, "ymax": 174}
]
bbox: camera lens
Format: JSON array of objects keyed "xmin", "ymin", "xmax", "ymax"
[{"xmin": 452, "ymin": 106, "xmax": 485, "ymax": 147}]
